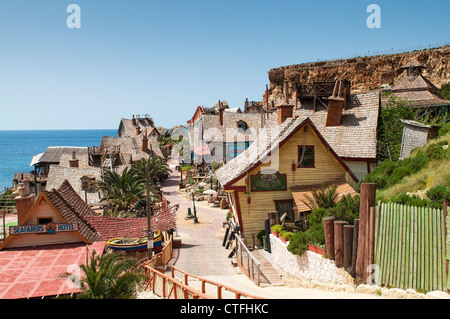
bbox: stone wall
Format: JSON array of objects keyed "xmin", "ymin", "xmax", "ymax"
[
  {"xmin": 46, "ymin": 165, "xmax": 102, "ymax": 205},
  {"xmin": 264, "ymin": 234, "xmax": 354, "ymax": 285}
]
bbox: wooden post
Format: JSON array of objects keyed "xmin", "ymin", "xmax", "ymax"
[
  {"xmin": 350, "ymin": 219, "xmax": 359, "ymax": 277},
  {"xmin": 356, "ymin": 183, "xmax": 377, "ymax": 284},
  {"xmin": 334, "ymin": 220, "xmax": 348, "ymax": 268},
  {"xmin": 344, "ymin": 224, "xmax": 354, "ymax": 271},
  {"xmin": 323, "ymin": 216, "xmax": 336, "ymax": 260},
  {"xmin": 268, "ymin": 211, "xmax": 280, "ymax": 227}
]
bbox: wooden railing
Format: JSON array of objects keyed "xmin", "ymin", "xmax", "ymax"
[
  {"xmin": 143, "ymin": 264, "xmax": 213, "ymax": 299},
  {"xmin": 170, "ymin": 266, "xmax": 262, "ymax": 299},
  {"xmin": 234, "ymin": 234, "xmax": 263, "ymax": 286},
  {"xmin": 141, "ymin": 234, "xmax": 263, "ymax": 299}
]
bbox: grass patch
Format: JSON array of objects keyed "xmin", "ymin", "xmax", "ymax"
[{"xmin": 366, "ymin": 132, "xmax": 450, "ymax": 206}]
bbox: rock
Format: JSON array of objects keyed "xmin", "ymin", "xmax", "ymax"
[
  {"xmin": 426, "ymin": 291, "xmax": 450, "ymax": 299},
  {"xmin": 355, "ymin": 284, "xmax": 380, "ymax": 295},
  {"xmin": 382, "ymin": 288, "xmax": 408, "ymax": 299},
  {"xmin": 268, "ymin": 46, "xmax": 450, "ymax": 101}
]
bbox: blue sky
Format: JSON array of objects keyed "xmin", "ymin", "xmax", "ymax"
[{"xmin": 0, "ymin": 0, "xmax": 449, "ymax": 130}]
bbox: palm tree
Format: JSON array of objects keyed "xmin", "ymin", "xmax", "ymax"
[
  {"xmin": 132, "ymin": 156, "xmax": 172, "ymax": 185},
  {"xmin": 302, "ymin": 182, "xmax": 338, "ymax": 210},
  {"xmin": 61, "ymin": 250, "xmax": 144, "ymax": 299},
  {"xmin": 97, "ymin": 167, "xmax": 146, "ymax": 215}
]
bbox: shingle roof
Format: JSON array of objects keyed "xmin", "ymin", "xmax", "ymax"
[
  {"xmin": 100, "ymin": 135, "xmax": 164, "ymax": 161},
  {"xmin": 291, "ymin": 178, "xmax": 358, "ymax": 213},
  {"xmin": 44, "ymin": 180, "xmax": 101, "ymax": 243},
  {"xmin": 384, "ymin": 73, "xmax": 450, "ymax": 108},
  {"xmin": 38, "ymin": 147, "xmax": 88, "ymax": 164},
  {"xmin": 215, "ymin": 116, "xmax": 358, "ymax": 187},
  {"xmin": 118, "ymin": 117, "xmax": 155, "ymax": 137},
  {"xmin": 294, "ymin": 91, "xmax": 380, "ymax": 159},
  {"xmin": 84, "ymin": 205, "xmax": 179, "ymax": 240}
]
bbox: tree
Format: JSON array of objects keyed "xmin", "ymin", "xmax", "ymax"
[
  {"xmin": 60, "ymin": 250, "xmax": 144, "ymax": 299},
  {"xmin": 132, "ymin": 156, "xmax": 172, "ymax": 185},
  {"xmin": 440, "ymin": 82, "xmax": 450, "ymax": 100},
  {"xmin": 97, "ymin": 167, "xmax": 145, "ymax": 215},
  {"xmin": 377, "ymin": 93, "xmax": 417, "ymax": 161}
]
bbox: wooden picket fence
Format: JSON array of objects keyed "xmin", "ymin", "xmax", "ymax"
[{"xmin": 374, "ymin": 202, "xmax": 447, "ymax": 292}]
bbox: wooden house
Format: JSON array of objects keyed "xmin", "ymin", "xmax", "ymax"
[
  {"xmin": 1, "ymin": 180, "xmax": 178, "ymax": 250},
  {"xmin": 215, "ymin": 97, "xmax": 359, "ymax": 238},
  {"xmin": 186, "ymin": 100, "xmax": 266, "ymax": 164},
  {"xmin": 0, "ymin": 180, "xmax": 102, "ymax": 250},
  {"xmin": 382, "ymin": 59, "xmax": 450, "ymax": 115}
]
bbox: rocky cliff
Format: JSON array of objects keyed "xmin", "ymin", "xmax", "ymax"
[{"xmin": 267, "ymin": 45, "xmax": 450, "ymax": 101}]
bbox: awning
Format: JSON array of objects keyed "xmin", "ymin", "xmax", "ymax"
[
  {"xmin": 291, "ymin": 178, "xmax": 358, "ymax": 213},
  {"xmin": 30, "ymin": 152, "xmax": 44, "ymax": 166}
]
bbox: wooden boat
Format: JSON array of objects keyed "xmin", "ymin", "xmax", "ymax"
[{"xmin": 106, "ymin": 232, "xmax": 163, "ymax": 252}]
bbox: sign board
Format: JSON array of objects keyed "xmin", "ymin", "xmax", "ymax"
[
  {"xmin": 250, "ymin": 172, "xmax": 287, "ymax": 192},
  {"xmin": 10, "ymin": 223, "xmax": 79, "ymax": 235}
]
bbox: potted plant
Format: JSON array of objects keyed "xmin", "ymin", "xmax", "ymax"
[
  {"xmin": 271, "ymin": 224, "xmax": 283, "ymax": 238},
  {"xmin": 280, "ymin": 231, "xmax": 294, "ymax": 244},
  {"xmin": 307, "ymin": 242, "xmax": 327, "ymax": 256}
]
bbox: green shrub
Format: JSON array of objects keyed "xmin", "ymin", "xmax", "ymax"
[
  {"xmin": 362, "ymin": 160, "xmax": 400, "ymax": 189},
  {"xmin": 280, "ymin": 231, "xmax": 294, "ymax": 241},
  {"xmin": 287, "ymin": 231, "xmax": 309, "ymax": 256},
  {"xmin": 257, "ymin": 229, "xmax": 266, "ymax": 242},
  {"xmin": 390, "ymin": 194, "xmax": 429, "ymax": 207},
  {"xmin": 390, "ymin": 166, "xmax": 410, "ymax": 186},
  {"xmin": 426, "ymin": 185, "xmax": 450, "ymax": 203},
  {"xmin": 405, "ymin": 150, "xmax": 428, "ymax": 173},
  {"xmin": 328, "ymin": 194, "xmax": 360, "ymax": 224},
  {"xmin": 271, "ymin": 224, "xmax": 283, "ymax": 233},
  {"xmin": 426, "ymin": 142, "xmax": 449, "ymax": 160}
]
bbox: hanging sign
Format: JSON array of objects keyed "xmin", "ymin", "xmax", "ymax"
[
  {"xmin": 10, "ymin": 223, "xmax": 79, "ymax": 235},
  {"xmin": 250, "ymin": 172, "xmax": 287, "ymax": 192}
]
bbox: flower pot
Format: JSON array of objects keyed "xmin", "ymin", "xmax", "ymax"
[
  {"xmin": 271, "ymin": 230, "xmax": 279, "ymax": 238},
  {"xmin": 308, "ymin": 244, "xmax": 326, "ymax": 256}
]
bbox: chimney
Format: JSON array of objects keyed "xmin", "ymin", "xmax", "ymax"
[
  {"xmin": 141, "ymin": 134, "xmax": 148, "ymax": 152},
  {"xmin": 69, "ymin": 151, "xmax": 79, "ymax": 168},
  {"xmin": 276, "ymin": 81, "xmax": 294, "ymax": 125},
  {"xmin": 218, "ymin": 100, "xmax": 224, "ymax": 126},
  {"xmin": 132, "ymin": 115, "xmax": 136, "ymax": 126},
  {"xmin": 136, "ymin": 126, "xmax": 141, "ymax": 136},
  {"xmin": 325, "ymin": 79, "xmax": 347, "ymax": 127},
  {"xmin": 14, "ymin": 183, "xmax": 36, "ymax": 224}
]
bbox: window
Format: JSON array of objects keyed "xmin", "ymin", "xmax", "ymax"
[
  {"xmin": 38, "ymin": 217, "xmax": 53, "ymax": 225},
  {"xmin": 237, "ymin": 121, "xmax": 249, "ymax": 133},
  {"xmin": 298, "ymin": 146, "xmax": 314, "ymax": 168},
  {"xmin": 274, "ymin": 200, "xmax": 295, "ymax": 222}
]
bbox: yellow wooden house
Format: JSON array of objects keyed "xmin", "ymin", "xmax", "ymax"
[{"xmin": 215, "ymin": 110, "xmax": 359, "ymax": 238}]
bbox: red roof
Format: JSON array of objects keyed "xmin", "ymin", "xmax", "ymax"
[
  {"xmin": 0, "ymin": 241, "xmax": 106, "ymax": 299},
  {"xmin": 84, "ymin": 205, "xmax": 179, "ymax": 240}
]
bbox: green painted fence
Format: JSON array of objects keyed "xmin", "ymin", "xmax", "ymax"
[
  {"xmin": 374, "ymin": 202, "xmax": 447, "ymax": 292},
  {"xmin": 447, "ymin": 214, "xmax": 450, "ymax": 291}
]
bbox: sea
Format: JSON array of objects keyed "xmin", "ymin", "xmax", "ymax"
[{"xmin": 0, "ymin": 129, "xmax": 116, "ymax": 191}]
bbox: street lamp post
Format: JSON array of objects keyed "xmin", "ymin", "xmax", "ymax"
[
  {"xmin": 146, "ymin": 164, "xmax": 153, "ymax": 260},
  {"xmin": 191, "ymin": 190, "xmax": 199, "ymax": 223}
]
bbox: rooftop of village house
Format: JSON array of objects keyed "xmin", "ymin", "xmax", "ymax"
[{"xmin": 382, "ymin": 59, "xmax": 450, "ymax": 108}]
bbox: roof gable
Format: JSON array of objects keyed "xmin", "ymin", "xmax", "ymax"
[
  {"xmin": 0, "ymin": 181, "xmax": 101, "ymax": 250},
  {"xmin": 215, "ymin": 117, "xmax": 358, "ymax": 187}
]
